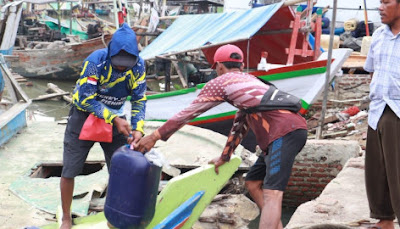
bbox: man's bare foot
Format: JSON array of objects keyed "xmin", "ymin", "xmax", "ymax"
[
  {"xmin": 107, "ymin": 221, "xmax": 116, "ymax": 228},
  {"xmin": 60, "ymin": 217, "xmax": 72, "ymax": 229},
  {"xmin": 360, "ymin": 220, "xmax": 396, "ymax": 229}
]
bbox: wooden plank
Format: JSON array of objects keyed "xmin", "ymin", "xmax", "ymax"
[
  {"xmin": 307, "ymin": 114, "xmax": 339, "ymax": 129},
  {"xmin": 47, "ymin": 83, "xmax": 72, "ymax": 104},
  {"xmin": 0, "ymin": 54, "xmax": 30, "ymax": 103},
  {"xmin": 171, "ymin": 56, "xmax": 188, "ymax": 89},
  {"xmin": 32, "ymin": 92, "xmax": 70, "ymax": 101},
  {"xmin": 341, "ymin": 54, "xmax": 366, "ymax": 69}
]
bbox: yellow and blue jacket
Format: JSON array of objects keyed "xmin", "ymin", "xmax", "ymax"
[{"xmin": 72, "ymin": 23, "xmax": 146, "ymax": 134}]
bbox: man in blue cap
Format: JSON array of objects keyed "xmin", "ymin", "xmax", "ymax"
[{"xmin": 60, "ymin": 23, "xmax": 146, "ymax": 229}]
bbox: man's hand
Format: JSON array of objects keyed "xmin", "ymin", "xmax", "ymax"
[
  {"xmin": 133, "ymin": 133, "xmax": 159, "ymax": 153},
  {"xmin": 127, "ymin": 130, "xmax": 143, "ymax": 145},
  {"xmin": 208, "ymin": 156, "xmax": 227, "ymax": 175},
  {"xmin": 113, "ymin": 117, "xmax": 131, "ymax": 137}
]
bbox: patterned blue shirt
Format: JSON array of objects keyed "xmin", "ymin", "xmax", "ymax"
[{"xmin": 364, "ymin": 25, "xmax": 400, "ymax": 130}]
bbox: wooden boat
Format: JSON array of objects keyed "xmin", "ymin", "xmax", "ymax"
[
  {"xmin": 95, "ymin": 6, "xmax": 111, "ymax": 16},
  {"xmin": 42, "ymin": 15, "xmax": 89, "ymax": 40},
  {"xmin": 145, "ymin": 49, "xmax": 351, "ymax": 123},
  {"xmin": 1, "ymin": 0, "xmax": 114, "ymax": 80},
  {"xmin": 0, "ymin": 55, "xmax": 31, "ymax": 146},
  {"xmin": 144, "ymin": 49, "xmax": 352, "ymax": 150},
  {"xmin": 8, "ymin": 33, "xmax": 111, "ymax": 80},
  {"xmin": 0, "ymin": 1, "xmax": 31, "ymax": 146}
]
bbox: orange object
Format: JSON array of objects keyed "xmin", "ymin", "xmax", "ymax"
[{"xmin": 342, "ymin": 106, "xmax": 360, "ymax": 116}]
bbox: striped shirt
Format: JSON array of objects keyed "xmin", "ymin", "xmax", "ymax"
[{"xmin": 364, "ymin": 25, "xmax": 400, "ymax": 130}]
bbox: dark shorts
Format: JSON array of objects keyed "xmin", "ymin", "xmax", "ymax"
[
  {"xmin": 61, "ymin": 106, "xmax": 127, "ymax": 178},
  {"xmin": 245, "ymin": 129, "xmax": 307, "ymax": 191}
]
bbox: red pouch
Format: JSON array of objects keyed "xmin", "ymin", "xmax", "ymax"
[{"xmin": 79, "ymin": 114, "xmax": 112, "ymax": 143}]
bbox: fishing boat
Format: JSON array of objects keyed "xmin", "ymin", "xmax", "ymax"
[
  {"xmin": 2, "ymin": 0, "xmax": 113, "ymax": 80},
  {"xmin": 0, "ymin": 1, "xmax": 31, "ymax": 146},
  {"xmin": 9, "ymin": 33, "xmax": 111, "ymax": 79},
  {"xmin": 95, "ymin": 5, "xmax": 111, "ymax": 16},
  {"xmin": 145, "ymin": 49, "xmax": 351, "ymax": 149},
  {"xmin": 140, "ymin": 2, "xmax": 352, "ymax": 150},
  {"xmin": 0, "ymin": 55, "xmax": 31, "ymax": 146},
  {"xmin": 42, "ymin": 15, "xmax": 89, "ymax": 40}
]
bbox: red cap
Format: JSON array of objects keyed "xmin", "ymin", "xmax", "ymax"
[{"xmin": 211, "ymin": 44, "xmax": 244, "ymax": 69}]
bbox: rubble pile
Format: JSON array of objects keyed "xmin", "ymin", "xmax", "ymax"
[{"xmin": 306, "ymin": 73, "xmax": 371, "ymax": 151}]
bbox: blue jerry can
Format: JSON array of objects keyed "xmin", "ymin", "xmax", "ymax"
[{"xmin": 105, "ymin": 145, "xmax": 162, "ymax": 229}]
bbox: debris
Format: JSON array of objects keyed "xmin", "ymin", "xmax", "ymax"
[{"xmin": 322, "ymin": 130, "xmax": 348, "ymax": 139}]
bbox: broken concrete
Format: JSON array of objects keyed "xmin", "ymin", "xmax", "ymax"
[
  {"xmin": 297, "ymin": 139, "xmax": 361, "ymax": 165},
  {"xmin": 193, "ymin": 194, "xmax": 259, "ymax": 229}
]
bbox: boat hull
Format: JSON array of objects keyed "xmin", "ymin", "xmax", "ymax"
[
  {"xmin": 0, "ymin": 102, "xmax": 30, "ymax": 146},
  {"xmin": 145, "ymin": 49, "xmax": 352, "ymax": 150},
  {"xmin": 10, "ymin": 34, "xmax": 111, "ymax": 80}
]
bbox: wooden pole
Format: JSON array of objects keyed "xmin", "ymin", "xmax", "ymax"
[
  {"xmin": 112, "ymin": 0, "xmax": 119, "ymax": 28},
  {"xmin": 161, "ymin": 0, "xmax": 166, "ymax": 17},
  {"xmin": 57, "ymin": 0, "xmax": 61, "ymax": 31},
  {"xmin": 363, "ymin": 0, "xmax": 370, "ymax": 36},
  {"xmin": 316, "ymin": 0, "xmax": 337, "ymax": 139},
  {"xmin": 283, "ymin": 0, "xmax": 308, "ymax": 6},
  {"xmin": 70, "ymin": 2, "xmax": 73, "ymax": 34},
  {"xmin": 125, "ymin": 0, "xmax": 131, "ymax": 26}
]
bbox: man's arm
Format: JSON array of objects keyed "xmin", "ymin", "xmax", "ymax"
[
  {"xmin": 130, "ymin": 68, "xmax": 147, "ymax": 135},
  {"xmin": 220, "ymin": 110, "xmax": 250, "ymax": 161},
  {"xmin": 73, "ymin": 61, "xmax": 117, "ymax": 124},
  {"xmin": 134, "ymin": 100, "xmax": 221, "ymax": 153},
  {"xmin": 209, "ymin": 110, "xmax": 249, "ymax": 174},
  {"xmin": 157, "ymin": 101, "xmax": 222, "ymax": 141},
  {"xmin": 134, "ymin": 80, "xmax": 225, "ymax": 152}
]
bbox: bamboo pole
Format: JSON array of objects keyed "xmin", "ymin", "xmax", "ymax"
[
  {"xmin": 363, "ymin": 0, "xmax": 370, "ymax": 36},
  {"xmin": 316, "ymin": 0, "xmax": 338, "ymax": 139}
]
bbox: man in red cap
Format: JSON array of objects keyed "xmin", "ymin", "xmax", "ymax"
[{"xmin": 135, "ymin": 44, "xmax": 307, "ymax": 229}]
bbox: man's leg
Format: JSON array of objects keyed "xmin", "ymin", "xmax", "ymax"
[
  {"xmin": 245, "ymin": 180, "xmax": 264, "ymax": 209},
  {"xmin": 259, "ymin": 189, "xmax": 283, "ymax": 229},
  {"xmin": 60, "ymin": 107, "xmax": 93, "ymax": 229},
  {"xmin": 365, "ymin": 107, "xmax": 396, "ymax": 228},
  {"xmin": 245, "ymin": 155, "xmax": 269, "ymax": 209},
  {"xmin": 258, "ymin": 129, "xmax": 307, "ymax": 229},
  {"xmin": 60, "ymin": 177, "xmax": 74, "ymax": 229}
]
